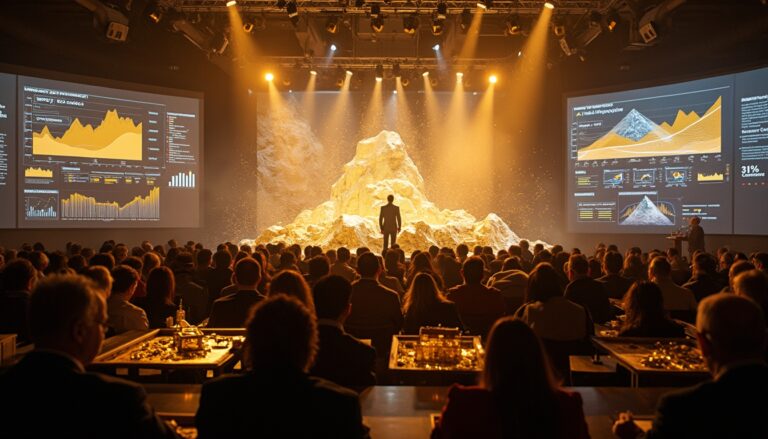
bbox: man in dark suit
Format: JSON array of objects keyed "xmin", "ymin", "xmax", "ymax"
[
  {"xmin": 311, "ymin": 275, "xmax": 376, "ymax": 389},
  {"xmin": 447, "ymin": 256, "xmax": 505, "ymax": 338},
  {"xmin": 208, "ymin": 257, "xmax": 264, "ymax": 328},
  {"xmin": 196, "ymin": 295, "xmax": 368, "ymax": 438},
  {"xmin": 0, "ymin": 275, "xmax": 178, "ymax": 439},
  {"xmin": 614, "ymin": 293, "xmax": 768, "ymax": 439},
  {"xmin": 685, "ymin": 216, "xmax": 706, "ymax": 261},
  {"xmin": 379, "ymin": 194, "xmax": 402, "ymax": 254},
  {"xmin": 597, "ymin": 251, "xmax": 634, "ymax": 299},
  {"xmin": 564, "ymin": 254, "xmax": 612, "ymax": 323},
  {"xmin": 346, "ymin": 252, "xmax": 404, "ymax": 358}
]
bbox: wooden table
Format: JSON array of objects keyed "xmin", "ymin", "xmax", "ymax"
[{"xmin": 146, "ymin": 385, "xmax": 672, "ymax": 439}]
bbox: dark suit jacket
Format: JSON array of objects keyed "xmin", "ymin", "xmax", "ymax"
[
  {"xmin": 683, "ymin": 274, "xmax": 724, "ymax": 302},
  {"xmin": 195, "ymin": 369, "xmax": 368, "ymax": 439},
  {"xmin": 208, "ymin": 290, "xmax": 265, "ymax": 328},
  {"xmin": 564, "ymin": 277, "xmax": 612, "ymax": 323},
  {"xmin": 645, "ymin": 363, "xmax": 768, "ymax": 439},
  {"xmin": 597, "ymin": 273, "xmax": 635, "ymax": 299},
  {"xmin": 403, "ymin": 301, "xmax": 464, "ymax": 334},
  {"xmin": 174, "ymin": 273, "xmax": 208, "ymax": 325},
  {"xmin": 431, "ymin": 385, "xmax": 590, "ymax": 439},
  {"xmin": 687, "ymin": 224, "xmax": 705, "ymax": 253},
  {"xmin": 346, "ymin": 278, "xmax": 404, "ymax": 356},
  {"xmin": 310, "ymin": 322, "xmax": 376, "ymax": 389},
  {"xmin": 0, "ymin": 350, "xmax": 177, "ymax": 439},
  {"xmin": 379, "ymin": 203, "xmax": 401, "ymax": 232},
  {"xmin": 446, "ymin": 283, "xmax": 505, "ymax": 337},
  {"xmin": 0, "ymin": 289, "xmax": 31, "ymax": 342}
]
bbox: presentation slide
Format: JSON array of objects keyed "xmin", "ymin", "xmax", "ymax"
[
  {"xmin": 16, "ymin": 75, "xmax": 201, "ymax": 228},
  {"xmin": 0, "ymin": 73, "xmax": 16, "ymax": 228}
]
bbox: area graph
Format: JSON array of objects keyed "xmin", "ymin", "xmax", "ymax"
[{"xmin": 60, "ymin": 186, "xmax": 159, "ymax": 220}]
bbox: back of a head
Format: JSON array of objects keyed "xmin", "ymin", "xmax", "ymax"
[
  {"xmin": 753, "ymin": 252, "xmax": 768, "ymax": 271},
  {"xmin": 624, "ymin": 281, "xmax": 665, "ymax": 328},
  {"xmin": 337, "ymin": 247, "xmax": 351, "ymax": 263},
  {"xmin": 387, "ymin": 194, "xmax": 394, "ymax": 203},
  {"xmin": 537, "ymin": 249, "xmax": 553, "ymax": 263},
  {"xmin": 111, "ymin": 265, "xmax": 139, "ymax": 295},
  {"xmin": 697, "ymin": 293, "xmax": 766, "ymax": 361},
  {"xmin": 462, "ymin": 256, "xmax": 485, "ymax": 284},
  {"xmin": 526, "ymin": 263, "xmax": 563, "ymax": 303},
  {"xmin": 603, "ymin": 251, "xmax": 624, "ymax": 274},
  {"xmin": 196, "ymin": 249, "xmax": 213, "ymax": 268},
  {"xmin": 89, "ymin": 253, "xmax": 115, "ymax": 271},
  {"xmin": 483, "ymin": 317, "xmax": 554, "ymax": 390},
  {"xmin": 147, "ymin": 266, "xmax": 175, "ymax": 304},
  {"xmin": 502, "ymin": 256, "xmax": 522, "ymax": 271},
  {"xmin": 82, "ymin": 266, "xmax": 113, "ymax": 296},
  {"xmin": 428, "ymin": 246, "xmax": 439, "ymax": 258},
  {"xmin": 733, "ymin": 270, "xmax": 768, "ymax": 315},
  {"xmin": 247, "ymin": 295, "xmax": 317, "ymax": 372},
  {"xmin": 729, "ymin": 260, "xmax": 755, "ymax": 283},
  {"xmin": 279, "ymin": 251, "xmax": 297, "ymax": 267},
  {"xmin": 121, "ymin": 256, "xmax": 143, "ymax": 273},
  {"xmin": 234, "ymin": 257, "xmax": 262, "ymax": 287},
  {"xmin": 268, "ymin": 270, "xmax": 314, "ymax": 311},
  {"xmin": 404, "ymin": 272, "xmax": 444, "ymax": 314},
  {"xmin": 2, "ymin": 258, "xmax": 36, "ymax": 291},
  {"xmin": 308, "ymin": 255, "xmax": 331, "ymax": 278},
  {"xmin": 650, "ymin": 256, "xmax": 672, "ymax": 279},
  {"xmin": 568, "ymin": 254, "xmax": 589, "ymax": 276},
  {"xmin": 507, "ymin": 245, "xmax": 522, "ymax": 257},
  {"xmin": 693, "ymin": 252, "xmax": 718, "ymax": 275},
  {"xmin": 29, "ymin": 275, "xmax": 102, "ymax": 350},
  {"xmin": 456, "ymin": 244, "xmax": 469, "ymax": 257},
  {"xmin": 357, "ymin": 252, "xmax": 379, "ymax": 277},
  {"xmin": 313, "ymin": 275, "xmax": 352, "ymax": 320}
]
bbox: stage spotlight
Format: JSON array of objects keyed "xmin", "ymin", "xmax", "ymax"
[
  {"xmin": 401, "ymin": 77, "xmax": 410, "ymax": 87},
  {"xmin": 371, "ymin": 16, "xmax": 385, "ymax": 32},
  {"xmin": 283, "ymin": 77, "xmax": 292, "ymax": 87},
  {"xmin": 460, "ymin": 9, "xmax": 472, "ymax": 33},
  {"xmin": 393, "ymin": 63, "xmax": 401, "ymax": 78},
  {"xmin": 431, "ymin": 18, "xmax": 444, "ymax": 35},
  {"xmin": 330, "ymin": 43, "xmax": 337, "ymax": 51},
  {"xmin": 430, "ymin": 76, "xmax": 438, "ymax": 87},
  {"xmin": 544, "ymin": 2, "xmax": 555, "ymax": 9},
  {"xmin": 243, "ymin": 22, "xmax": 254, "ymax": 33},
  {"xmin": 265, "ymin": 72, "xmax": 274, "ymax": 81},
  {"xmin": 375, "ymin": 64, "xmax": 384, "ymax": 81},
  {"xmin": 326, "ymin": 16, "xmax": 339, "ymax": 33},
  {"xmin": 310, "ymin": 69, "xmax": 318, "ymax": 75},
  {"xmin": 226, "ymin": 0, "xmax": 237, "ymax": 7},
  {"xmin": 286, "ymin": 1, "xmax": 299, "ymax": 26},
  {"xmin": 476, "ymin": 0, "xmax": 491, "ymax": 10},
  {"xmin": 436, "ymin": 2, "xmax": 448, "ymax": 19},
  {"xmin": 456, "ymin": 71, "xmax": 464, "ymax": 82},
  {"xmin": 336, "ymin": 77, "xmax": 344, "ymax": 87},
  {"xmin": 403, "ymin": 14, "xmax": 418, "ymax": 34},
  {"xmin": 145, "ymin": 1, "xmax": 163, "ymax": 24},
  {"xmin": 551, "ymin": 16, "xmax": 566, "ymax": 37},
  {"xmin": 488, "ymin": 74, "xmax": 497, "ymax": 84},
  {"xmin": 505, "ymin": 15, "xmax": 522, "ymax": 35},
  {"xmin": 433, "ymin": 43, "xmax": 440, "ymax": 51},
  {"xmin": 346, "ymin": 69, "xmax": 354, "ymax": 76},
  {"xmin": 606, "ymin": 10, "xmax": 620, "ymax": 32},
  {"xmin": 422, "ymin": 70, "xmax": 429, "ymax": 77}
]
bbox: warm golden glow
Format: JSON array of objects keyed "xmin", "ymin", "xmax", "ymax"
[
  {"xmin": 226, "ymin": 0, "xmax": 237, "ymax": 7},
  {"xmin": 360, "ymin": 76, "xmax": 383, "ymax": 137},
  {"xmin": 544, "ymin": 2, "xmax": 555, "ymax": 9},
  {"xmin": 488, "ymin": 74, "xmax": 498, "ymax": 84},
  {"xmin": 265, "ymin": 72, "xmax": 274, "ymax": 82}
]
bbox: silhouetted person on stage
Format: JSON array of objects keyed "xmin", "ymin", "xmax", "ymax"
[
  {"xmin": 379, "ymin": 194, "xmax": 401, "ymax": 254},
  {"xmin": 685, "ymin": 216, "xmax": 705, "ymax": 261}
]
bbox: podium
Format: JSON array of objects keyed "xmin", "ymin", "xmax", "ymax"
[{"xmin": 666, "ymin": 234, "xmax": 685, "ymax": 255}]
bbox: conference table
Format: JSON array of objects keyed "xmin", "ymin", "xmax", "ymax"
[{"xmin": 146, "ymin": 384, "xmax": 671, "ymax": 439}]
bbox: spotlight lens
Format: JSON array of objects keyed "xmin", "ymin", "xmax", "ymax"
[
  {"xmin": 376, "ymin": 77, "xmax": 383, "ymax": 82},
  {"xmin": 544, "ymin": 2, "xmax": 555, "ymax": 9},
  {"xmin": 422, "ymin": 71, "xmax": 429, "ymax": 77},
  {"xmin": 433, "ymin": 44, "xmax": 440, "ymax": 51},
  {"xmin": 310, "ymin": 70, "xmax": 318, "ymax": 76},
  {"xmin": 265, "ymin": 73, "xmax": 274, "ymax": 81},
  {"xmin": 456, "ymin": 72, "xmax": 464, "ymax": 78},
  {"xmin": 489, "ymin": 75, "xmax": 498, "ymax": 84},
  {"xmin": 393, "ymin": 90, "xmax": 397, "ymax": 94},
  {"xmin": 476, "ymin": 2, "xmax": 487, "ymax": 10},
  {"xmin": 226, "ymin": 0, "xmax": 237, "ymax": 6},
  {"xmin": 346, "ymin": 70, "xmax": 353, "ymax": 76},
  {"xmin": 330, "ymin": 44, "xmax": 337, "ymax": 51}
]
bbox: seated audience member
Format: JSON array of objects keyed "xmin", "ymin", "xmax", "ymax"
[
  {"xmin": 331, "ymin": 247, "xmax": 358, "ymax": 282},
  {"xmin": 195, "ymin": 295, "xmax": 367, "ymax": 439},
  {"xmin": 82, "ymin": 265, "xmax": 113, "ymax": 298},
  {"xmin": 597, "ymin": 251, "xmax": 635, "ymax": 299},
  {"xmin": 142, "ymin": 267, "xmax": 178, "ymax": 328},
  {"xmin": 193, "ymin": 249, "xmax": 213, "ymax": 288},
  {"xmin": 67, "ymin": 254, "xmax": 88, "ymax": 273},
  {"xmin": 325, "ymin": 249, "xmax": 337, "ymax": 265},
  {"xmin": 171, "ymin": 252, "xmax": 207, "ymax": 325},
  {"xmin": 346, "ymin": 253, "xmax": 404, "ymax": 356},
  {"xmin": 45, "ymin": 251, "xmax": 69, "ymax": 275},
  {"xmin": 431, "ymin": 318, "xmax": 590, "ymax": 439},
  {"xmin": 614, "ymin": 294, "xmax": 768, "ymax": 439},
  {"xmin": 437, "ymin": 254, "xmax": 463, "ymax": 290},
  {"xmin": 268, "ymin": 269, "xmax": 315, "ymax": 312},
  {"xmin": 753, "ymin": 252, "xmax": 768, "ymax": 275},
  {"xmin": 565, "ymin": 254, "xmax": 612, "ymax": 323},
  {"xmin": 141, "ymin": 252, "xmax": 161, "ymax": 281},
  {"xmin": 0, "ymin": 275, "xmax": 178, "ymax": 439},
  {"xmin": 403, "ymin": 273, "xmax": 464, "ymax": 334},
  {"xmin": 28, "ymin": 251, "xmax": 49, "ymax": 281},
  {"xmin": 619, "ymin": 282, "xmax": 685, "ymax": 338},
  {"xmin": 89, "ymin": 252, "xmax": 116, "ymax": 271},
  {"xmin": 682, "ymin": 252, "xmax": 724, "ymax": 302},
  {"xmin": 384, "ymin": 249, "xmax": 406, "ymax": 284},
  {"xmin": 305, "ymin": 255, "xmax": 331, "ymax": 288},
  {"xmin": 107, "ymin": 265, "xmax": 149, "ymax": 334},
  {"xmin": 376, "ymin": 255, "xmax": 404, "ymax": 295},
  {"xmin": 724, "ymin": 260, "xmax": 755, "ymax": 293},
  {"xmin": 208, "ymin": 258, "xmax": 265, "ymax": 328},
  {"xmin": 488, "ymin": 257, "xmax": 529, "ymax": 315},
  {"xmin": 276, "ymin": 251, "xmax": 301, "ymax": 273},
  {"xmin": 649, "ymin": 257, "xmax": 697, "ymax": 321},
  {"xmin": 621, "ymin": 254, "xmax": 646, "ymax": 282},
  {"xmin": 0, "ymin": 258, "xmax": 36, "ymax": 341},
  {"xmin": 206, "ymin": 249, "xmax": 233, "ymax": 306},
  {"xmin": 447, "ymin": 256, "xmax": 505, "ymax": 337},
  {"xmin": 310, "ymin": 275, "xmax": 376, "ymax": 389},
  {"xmin": 733, "ymin": 270, "xmax": 768, "ymax": 320},
  {"xmin": 405, "ymin": 252, "xmax": 444, "ymax": 290}
]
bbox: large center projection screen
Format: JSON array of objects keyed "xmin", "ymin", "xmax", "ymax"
[
  {"xmin": 567, "ymin": 66, "xmax": 768, "ymax": 235},
  {"xmin": 17, "ymin": 75, "xmax": 201, "ymax": 228}
]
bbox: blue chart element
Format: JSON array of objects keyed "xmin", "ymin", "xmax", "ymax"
[
  {"xmin": 603, "ymin": 171, "xmax": 624, "ymax": 187},
  {"xmin": 24, "ymin": 193, "xmax": 58, "ymax": 219}
]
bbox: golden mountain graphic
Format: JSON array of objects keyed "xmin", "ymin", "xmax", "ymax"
[
  {"xmin": 32, "ymin": 109, "xmax": 142, "ymax": 161},
  {"xmin": 577, "ymin": 96, "xmax": 721, "ymax": 161}
]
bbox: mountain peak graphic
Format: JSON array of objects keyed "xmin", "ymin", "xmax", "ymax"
[
  {"xmin": 612, "ymin": 109, "xmax": 664, "ymax": 141},
  {"xmin": 621, "ymin": 196, "xmax": 674, "ymax": 226}
]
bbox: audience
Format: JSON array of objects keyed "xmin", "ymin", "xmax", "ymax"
[
  {"xmin": 431, "ymin": 318, "xmax": 589, "ymax": 439},
  {"xmin": 683, "ymin": 252, "xmax": 723, "ymax": 302},
  {"xmin": 310, "ymin": 275, "xmax": 376, "ymax": 389},
  {"xmin": 107, "ymin": 265, "xmax": 149, "ymax": 334},
  {"xmin": 648, "ymin": 257, "xmax": 697, "ymax": 321},
  {"xmin": 81, "ymin": 265, "xmax": 113, "ymax": 298},
  {"xmin": 0, "ymin": 258, "xmax": 36, "ymax": 341},
  {"xmin": 268, "ymin": 270, "xmax": 315, "ymax": 312},
  {"xmin": 142, "ymin": 266, "xmax": 178, "ymax": 328},
  {"xmin": 171, "ymin": 252, "xmax": 207, "ymax": 325},
  {"xmin": 0, "ymin": 275, "xmax": 178, "ymax": 438},
  {"xmin": 564, "ymin": 254, "xmax": 612, "ymax": 324},
  {"xmin": 446, "ymin": 256, "xmax": 505, "ymax": 338},
  {"xmin": 613, "ymin": 294, "xmax": 768, "ymax": 438},
  {"xmin": 597, "ymin": 251, "xmax": 634, "ymax": 299},
  {"xmin": 619, "ymin": 282, "xmax": 685, "ymax": 338},
  {"xmin": 733, "ymin": 270, "xmax": 768, "ymax": 319},
  {"xmin": 195, "ymin": 295, "xmax": 367, "ymax": 438},
  {"xmin": 208, "ymin": 258, "xmax": 265, "ymax": 328},
  {"xmin": 331, "ymin": 247, "xmax": 357, "ymax": 282},
  {"xmin": 403, "ymin": 272, "xmax": 464, "ymax": 334}
]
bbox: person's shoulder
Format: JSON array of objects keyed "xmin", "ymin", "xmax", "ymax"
[
  {"xmin": 308, "ymin": 375, "xmax": 360, "ymax": 401},
  {"xmin": 554, "ymin": 388, "xmax": 584, "ymax": 407},
  {"xmin": 202, "ymin": 373, "xmax": 252, "ymax": 396},
  {"xmin": 81, "ymin": 370, "xmax": 147, "ymax": 403},
  {"xmin": 446, "ymin": 384, "xmax": 493, "ymax": 404}
]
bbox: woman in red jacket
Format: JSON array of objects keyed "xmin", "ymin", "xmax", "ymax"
[{"xmin": 432, "ymin": 317, "xmax": 591, "ymax": 439}]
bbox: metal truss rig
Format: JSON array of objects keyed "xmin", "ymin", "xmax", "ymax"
[
  {"xmin": 261, "ymin": 56, "xmax": 502, "ymax": 70},
  {"xmin": 175, "ymin": 0, "xmax": 613, "ymax": 15}
]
